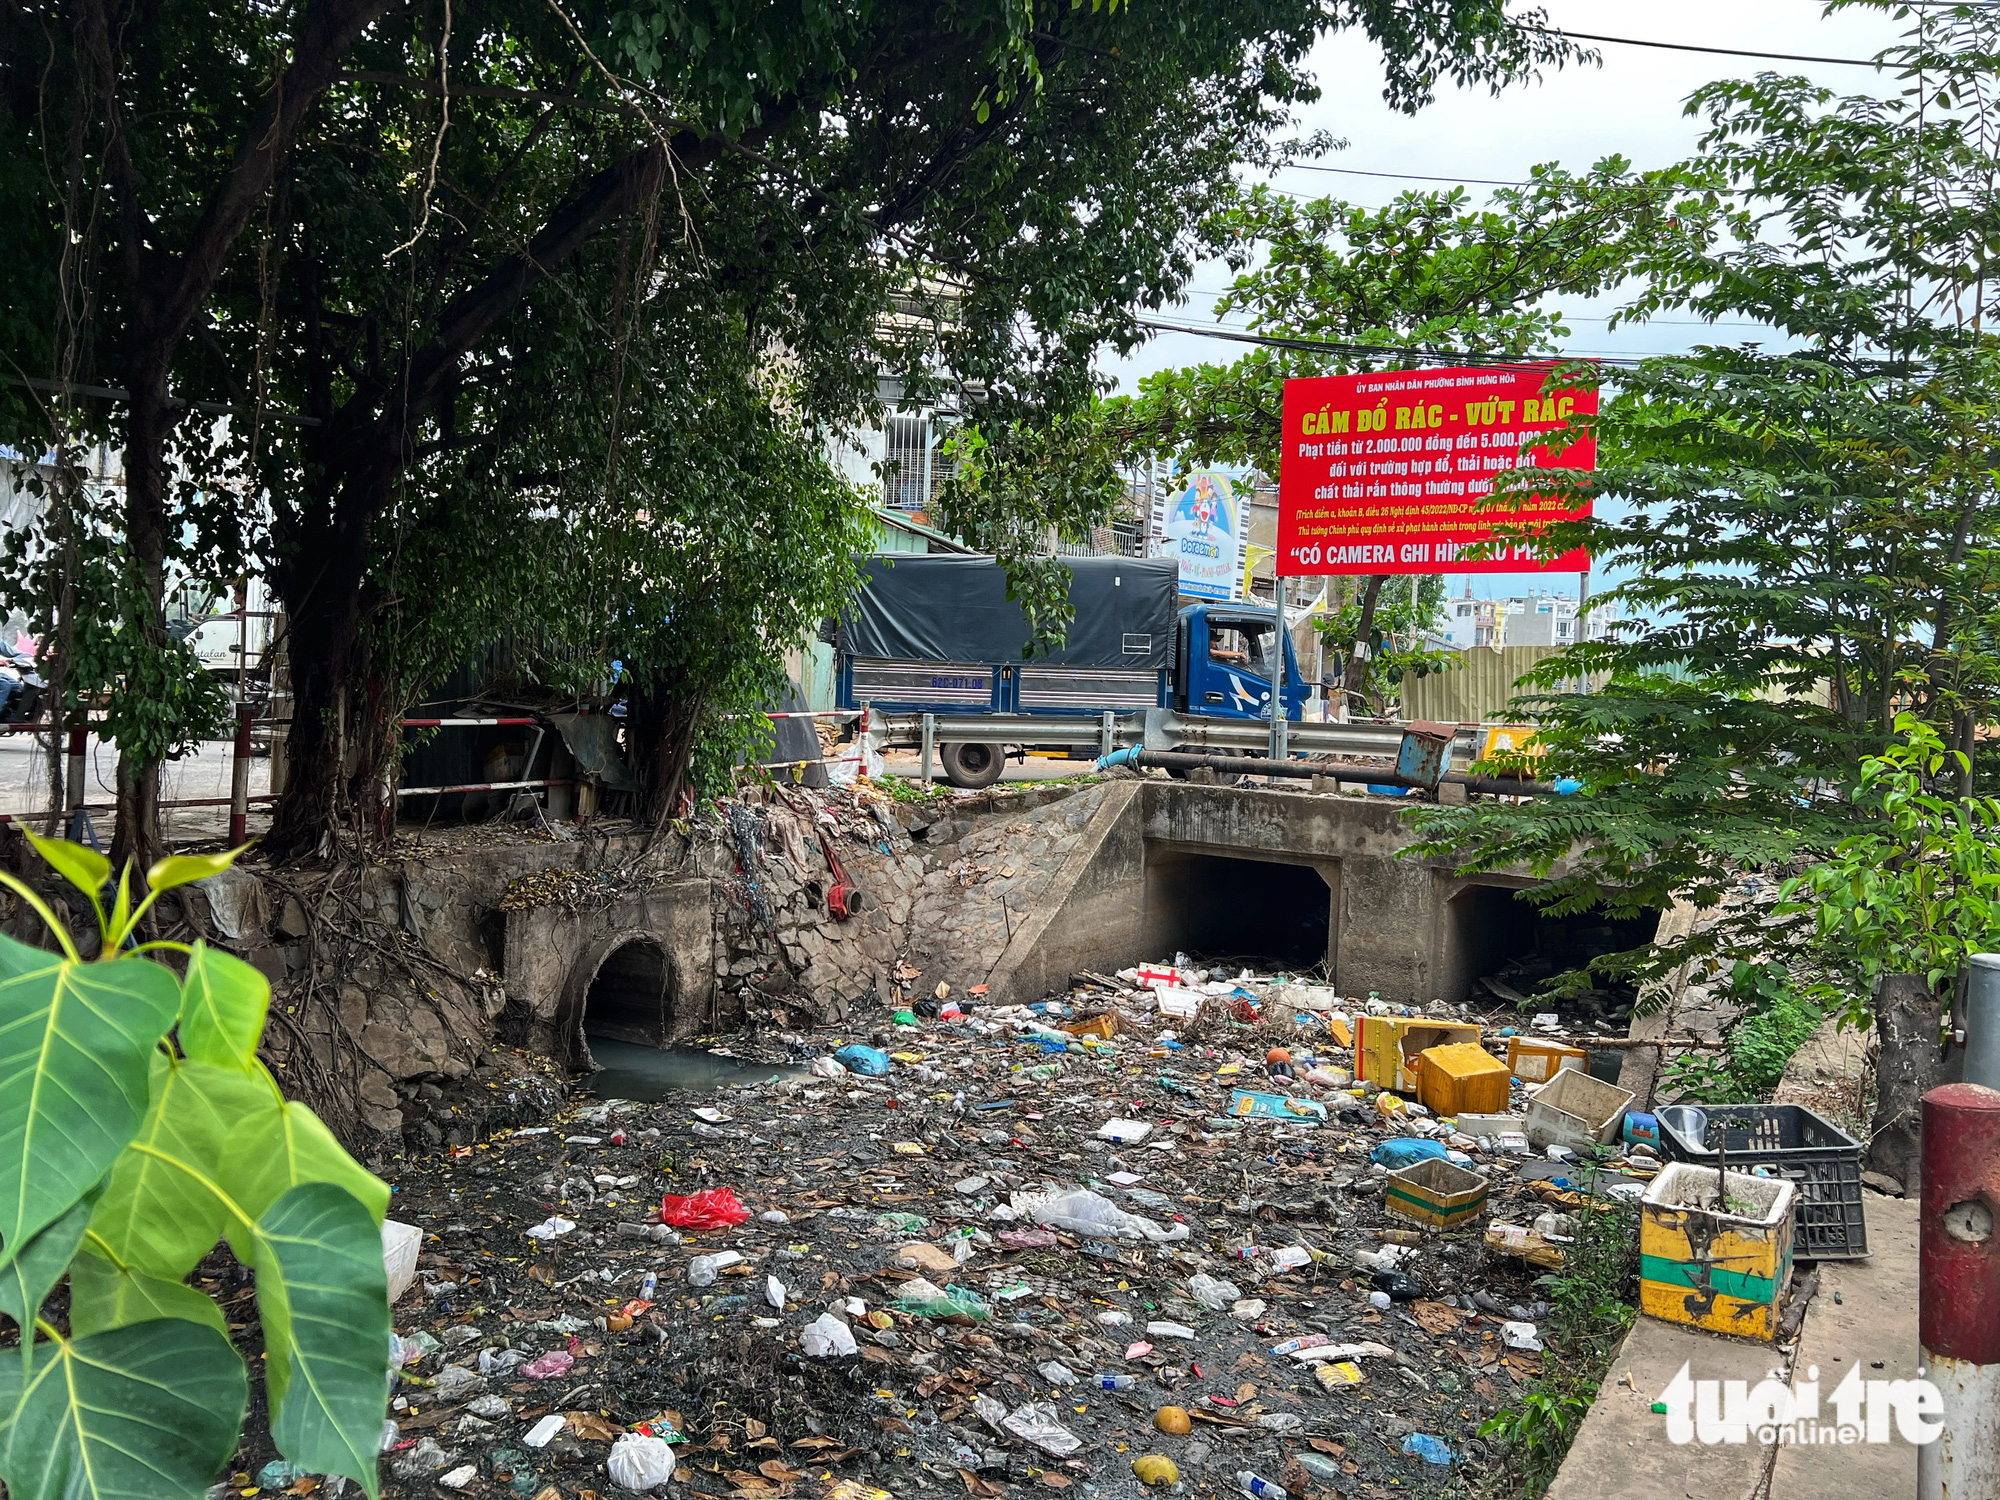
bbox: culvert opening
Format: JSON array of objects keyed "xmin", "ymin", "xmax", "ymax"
[
  {"xmin": 582, "ymin": 938, "xmax": 674, "ymax": 1048},
  {"xmin": 1447, "ymin": 885, "xmax": 1661, "ymax": 1028},
  {"xmin": 1147, "ymin": 851, "xmax": 1332, "ymax": 971}
]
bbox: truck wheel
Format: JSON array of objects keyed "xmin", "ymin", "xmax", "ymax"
[{"xmin": 939, "ymin": 741, "xmax": 1004, "ymax": 789}]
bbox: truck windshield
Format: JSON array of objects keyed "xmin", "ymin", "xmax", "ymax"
[{"xmin": 1208, "ymin": 622, "xmax": 1276, "ymax": 677}]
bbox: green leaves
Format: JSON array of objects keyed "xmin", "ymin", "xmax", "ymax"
[
  {"xmin": 89, "ymin": 1054, "xmax": 263, "ymax": 1279},
  {"xmin": 177, "ymin": 943, "xmax": 268, "ymax": 1073},
  {"xmin": 248, "ymin": 1185, "xmax": 392, "ymax": 1497},
  {"xmin": 68, "ymin": 1249, "xmax": 228, "ymax": 1340},
  {"xmin": 20, "ymin": 831, "xmax": 107, "ymax": 903},
  {"xmin": 146, "ymin": 849, "xmax": 244, "ymax": 895},
  {"xmin": 0, "ymin": 938, "xmax": 179, "ymax": 1268},
  {"xmin": 3, "ymin": 1320, "xmax": 246, "ymax": 1500},
  {"xmin": 0, "ymin": 840, "xmax": 391, "ymax": 1500}
]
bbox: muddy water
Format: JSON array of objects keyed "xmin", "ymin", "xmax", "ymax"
[{"xmin": 582, "ymin": 1036, "xmax": 810, "ymax": 1099}]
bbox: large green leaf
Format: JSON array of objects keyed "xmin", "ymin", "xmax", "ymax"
[
  {"xmin": 224, "ymin": 1072, "xmax": 390, "ymax": 1226},
  {"xmin": 145, "ymin": 849, "xmax": 241, "ymax": 895},
  {"xmin": 88, "ymin": 1054, "xmax": 267, "ymax": 1278},
  {"xmin": 0, "ymin": 938, "xmax": 180, "ymax": 1267},
  {"xmin": 20, "ymin": 830, "xmax": 108, "ymax": 903},
  {"xmin": 176, "ymin": 942, "xmax": 268, "ymax": 1073},
  {"xmin": 0, "ymin": 1189, "xmax": 99, "ymax": 1347},
  {"xmin": 68, "ymin": 1246, "xmax": 227, "ymax": 1340},
  {"xmin": 0, "ymin": 1319, "xmax": 245, "ymax": 1500},
  {"xmin": 239, "ymin": 1184, "xmax": 390, "ymax": 1499}
]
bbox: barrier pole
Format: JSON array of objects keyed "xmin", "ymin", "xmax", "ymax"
[
  {"xmin": 64, "ymin": 723, "xmax": 85, "ymax": 816},
  {"xmin": 1920, "ymin": 1082, "xmax": 2000, "ymax": 1499},
  {"xmin": 228, "ymin": 706, "xmax": 253, "ymax": 844},
  {"xmin": 920, "ymin": 713, "xmax": 935, "ymax": 786}
]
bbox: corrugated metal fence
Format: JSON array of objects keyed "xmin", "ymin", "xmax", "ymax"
[{"xmin": 1399, "ymin": 645, "xmax": 1567, "ymax": 724}]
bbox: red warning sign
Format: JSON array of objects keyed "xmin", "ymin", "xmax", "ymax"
[{"xmin": 1276, "ymin": 364, "xmax": 1595, "ymax": 576}]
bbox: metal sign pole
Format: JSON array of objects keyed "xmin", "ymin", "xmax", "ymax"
[
  {"xmin": 1576, "ymin": 568, "xmax": 1591, "ymax": 694},
  {"xmin": 1271, "ymin": 575, "xmax": 1289, "ymax": 765}
]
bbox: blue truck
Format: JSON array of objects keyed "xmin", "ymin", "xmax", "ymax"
[{"xmin": 834, "ymin": 554, "xmax": 1304, "ymax": 787}]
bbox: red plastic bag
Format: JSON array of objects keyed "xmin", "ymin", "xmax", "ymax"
[{"xmin": 659, "ymin": 1187, "xmax": 752, "ymax": 1229}]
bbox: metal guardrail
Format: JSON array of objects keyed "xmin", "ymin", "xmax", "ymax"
[{"xmin": 866, "ymin": 707, "xmax": 1485, "ymax": 769}]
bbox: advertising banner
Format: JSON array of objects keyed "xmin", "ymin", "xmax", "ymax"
[
  {"xmin": 1276, "ymin": 364, "xmax": 1595, "ymax": 576},
  {"xmin": 1156, "ymin": 466, "xmax": 1245, "ymax": 600}
]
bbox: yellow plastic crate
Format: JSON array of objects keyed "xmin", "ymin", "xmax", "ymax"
[
  {"xmin": 1416, "ymin": 1042, "xmax": 1511, "ymax": 1116},
  {"xmin": 1506, "ymin": 1036, "xmax": 1588, "ymax": 1084},
  {"xmin": 1639, "ymin": 1162, "xmax": 1796, "ymax": 1342},
  {"xmin": 1384, "ymin": 1157, "xmax": 1492, "ymax": 1230},
  {"xmin": 1354, "ymin": 1016, "xmax": 1481, "ymax": 1094}
]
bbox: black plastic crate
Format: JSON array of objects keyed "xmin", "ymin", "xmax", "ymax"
[{"xmin": 1656, "ymin": 1103, "xmax": 1868, "ymax": 1260}]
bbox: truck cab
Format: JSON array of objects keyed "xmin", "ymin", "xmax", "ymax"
[{"xmin": 1176, "ymin": 603, "xmax": 1306, "ymax": 721}]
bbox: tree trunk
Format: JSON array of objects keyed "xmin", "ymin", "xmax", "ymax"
[
  {"xmin": 263, "ymin": 459, "xmax": 388, "ymax": 860},
  {"xmin": 626, "ymin": 676, "xmax": 704, "ymax": 823},
  {"xmin": 1869, "ymin": 971, "xmax": 1950, "ymax": 1193},
  {"xmin": 110, "ymin": 360, "xmax": 172, "ymax": 873},
  {"xmin": 1342, "ymin": 573, "xmax": 1388, "ymax": 716}
]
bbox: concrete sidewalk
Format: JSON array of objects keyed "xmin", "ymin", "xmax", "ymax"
[{"xmin": 1546, "ymin": 1190, "xmax": 1921, "ymax": 1500}]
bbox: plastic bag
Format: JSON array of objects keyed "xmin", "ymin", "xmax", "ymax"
[
  {"xmin": 519, "ymin": 1349, "xmax": 574, "ymax": 1379},
  {"xmin": 1371, "ymin": 1137, "xmax": 1448, "ymax": 1169},
  {"xmin": 524, "ymin": 1216, "xmax": 576, "ymax": 1240},
  {"xmin": 607, "ymin": 1433, "xmax": 678, "ymax": 1491},
  {"xmin": 1001, "ymin": 1402, "xmax": 1084, "ymax": 1457},
  {"xmin": 1402, "ymin": 1434, "xmax": 1454, "ymax": 1466},
  {"xmin": 834, "ymin": 1044, "xmax": 892, "ymax": 1076},
  {"xmin": 1187, "ymin": 1273, "xmax": 1240, "ymax": 1310},
  {"xmin": 659, "ymin": 1188, "xmax": 751, "ymax": 1230},
  {"xmin": 893, "ymin": 1282, "xmax": 991, "ymax": 1320},
  {"xmin": 1013, "ymin": 1187, "xmax": 1189, "ymax": 1244},
  {"xmin": 801, "ymin": 1311, "xmax": 858, "ymax": 1357}
]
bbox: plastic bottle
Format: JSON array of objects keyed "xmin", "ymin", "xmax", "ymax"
[
  {"xmin": 639, "ymin": 1271, "xmax": 658, "ymax": 1300},
  {"xmin": 1090, "ymin": 1373, "xmax": 1137, "ymax": 1391},
  {"xmin": 1236, "ymin": 1472, "xmax": 1290, "ymax": 1500}
]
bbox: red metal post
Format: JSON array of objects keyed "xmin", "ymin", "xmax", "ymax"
[
  {"xmin": 227, "ymin": 706, "xmax": 254, "ymax": 845},
  {"xmin": 1920, "ymin": 1081, "xmax": 2000, "ymax": 1498}
]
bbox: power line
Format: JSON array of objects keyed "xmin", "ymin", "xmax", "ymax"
[
  {"xmin": 1280, "ymin": 163, "xmax": 1527, "ymax": 187},
  {"xmin": 1133, "ymin": 316, "xmax": 1650, "ymax": 369},
  {"xmin": 1518, "ymin": 24, "xmax": 1885, "ymax": 69}
]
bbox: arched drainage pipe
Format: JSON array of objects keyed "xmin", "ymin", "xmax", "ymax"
[{"xmin": 1093, "ymin": 746, "xmax": 1575, "ymax": 798}]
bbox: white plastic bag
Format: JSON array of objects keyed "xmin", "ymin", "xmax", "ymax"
[
  {"xmin": 1013, "ymin": 1187, "xmax": 1189, "ymax": 1244},
  {"xmin": 607, "ymin": 1433, "xmax": 677, "ymax": 1491},
  {"xmin": 1187, "ymin": 1273, "xmax": 1241, "ymax": 1310},
  {"xmin": 801, "ymin": 1311, "xmax": 858, "ymax": 1357}
]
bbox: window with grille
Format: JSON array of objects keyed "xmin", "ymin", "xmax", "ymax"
[{"xmin": 882, "ymin": 411, "xmax": 956, "ymax": 510}]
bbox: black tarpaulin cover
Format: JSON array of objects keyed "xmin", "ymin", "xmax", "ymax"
[{"xmin": 842, "ymin": 554, "xmax": 1179, "ymax": 669}]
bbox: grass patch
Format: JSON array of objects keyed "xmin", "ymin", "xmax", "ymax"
[{"xmin": 1477, "ymin": 1188, "xmax": 1640, "ymax": 1497}]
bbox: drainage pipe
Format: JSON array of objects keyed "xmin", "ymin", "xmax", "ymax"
[{"xmin": 1093, "ymin": 746, "xmax": 1569, "ymax": 797}]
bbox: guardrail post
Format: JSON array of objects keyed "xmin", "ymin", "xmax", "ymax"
[
  {"xmin": 920, "ymin": 713, "xmax": 935, "ymax": 786},
  {"xmin": 1099, "ymin": 710, "xmax": 1115, "ymax": 760},
  {"xmin": 228, "ymin": 705, "xmax": 254, "ymax": 844},
  {"xmin": 1920, "ymin": 1082, "xmax": 2000, "ymax": 1500},
  {"xmin": 64, "ymin": 723, "xmax": 85, "ymax": 817}
]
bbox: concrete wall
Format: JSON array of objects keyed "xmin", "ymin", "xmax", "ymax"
[{"xmin": 996, "ymin": 781, "xmax": 1560, "ymax": 1006}]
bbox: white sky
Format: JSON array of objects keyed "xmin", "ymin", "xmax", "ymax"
[{"xmin": 1099, "ymin": 0, "xmax": 1912, "ymax": 599}]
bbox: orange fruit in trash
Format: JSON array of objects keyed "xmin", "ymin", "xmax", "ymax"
[
  {"xmin": 1265, "ymin": 1048, "xmax": 1291, "ymax": 1064},
  {"xmin": 1153, "ymin": 1406, "xmax": 1192, "ymax": 1435}
]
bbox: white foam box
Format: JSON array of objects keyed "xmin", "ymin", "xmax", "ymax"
[
  {"xmin": 382, "ymin": 1218, "xmax": 422, "ymax": 1303},
  {"xmin": 1455, "ymin": 1112, "xmax": 1524, "ymax": 1138}
]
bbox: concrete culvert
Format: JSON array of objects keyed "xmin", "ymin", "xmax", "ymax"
[
  {"xmin": 939, "ymin": 741, "xmax": 1004, "ymax": 789},
  {"xmin": 1146, "ymin": 851, "xmax": 1333, "ymax": 971},
  {"xmin": 582, "ymin": 938, "xmax": 675, "ymax": 1048}
]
